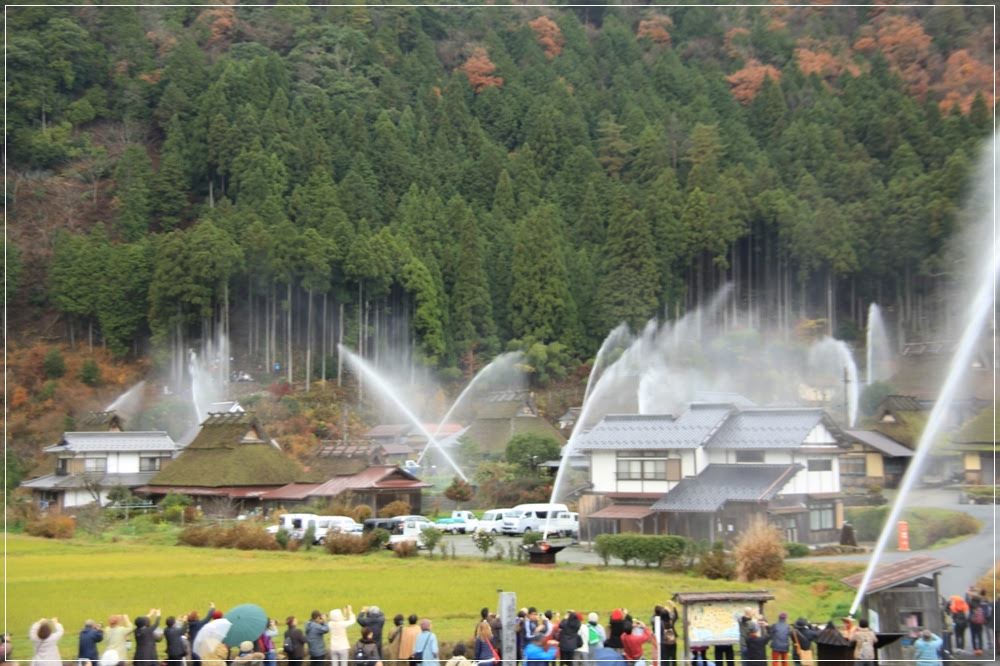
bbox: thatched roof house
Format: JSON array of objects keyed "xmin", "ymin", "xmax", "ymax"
[
  {"xmin": 78, "ymin": 411, "xmax": 126, "ymax": 432},
  {"xmin": 463, "ymin": 390, "xmax": 566, "ymax": 454},
  {"xmin": 137, "ymin": 412, "xmax": 303, "ymax": 504}
]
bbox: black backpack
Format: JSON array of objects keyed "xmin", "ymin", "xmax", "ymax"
[
  {"xmin": 283, "ymin": 632, "xmax": 295, "ymax": 656},
  {"xmin": 354, "ymin": 643, "xmax": 374, "ymax": 666}
]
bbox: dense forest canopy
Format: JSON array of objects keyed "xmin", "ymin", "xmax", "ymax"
[{"xmin": 5, "ymin": 3, "xmax": 994, "ymax": 380}]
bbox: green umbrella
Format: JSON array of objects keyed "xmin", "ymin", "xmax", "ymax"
[{"xmin": 223, "ymin": 604, "xmax": 268, "ymax": 647}]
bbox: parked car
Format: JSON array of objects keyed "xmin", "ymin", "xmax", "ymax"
[
  {"xmin": 363, "ymin": 518, "xmax": 398, "ymax": 532},
  {"xmin": 435, "ymin": 510, "xmax": 479, "ymax": 534},
  {"xmin": 477, "ymin": 508, "xmax": 514, "ymax": 534},
  {"xmin": 547, "ymin": 511, "xmax": 579, "ymax": 539},
  {"xmin": 266, "ymin": 512, "xmax": 318, "ymax": 536},
  {"xmin": 388, "ymin": 516, "xmax": 434, "ymax": 549},
  {"xmin": 501, "ymin": 503, "xmax": 570, "ymax": 536}
]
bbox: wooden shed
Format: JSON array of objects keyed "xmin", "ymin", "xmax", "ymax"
[{"xmin": 841, "ymin": 556, "xmax": 950, "ymax": 661}]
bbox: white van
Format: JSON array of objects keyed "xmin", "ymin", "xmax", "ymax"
[
  {"xmin": 478, "ymin": 508, "xmax": 513, "ymax": 534},
  {"xmin": 304, "ymin": 516, "xmax": 359, "ymax": 544},
  {"xmin": 501, "ymin": 503, "xmax": 570, "ymax": 536},
  {"xmin": 266, "ymin": 512, "xmax": 318, "ymax": 536}
]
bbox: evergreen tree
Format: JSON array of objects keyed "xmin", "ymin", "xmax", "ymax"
[
  {"xmin": 449, "ymin": 199, "xmax": 495, "ymax": 360},
  {"xmin": 509, "ymin": 203, "xmax": 574, "ymax": 344},
  {"xmin": 153, "ymin": 115, "xmax": 189, "ymax": 230},
  {"xmin": 596, "ymin": 190, "xmax": 660, "ymax": 331},
  {"xmin": 113, "ymin": 145, "xmax": 154, "ymax": 241}
]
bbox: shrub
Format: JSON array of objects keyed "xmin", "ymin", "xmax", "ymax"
[
  {"xmin": 178, "ymin": 523, "xmax": 278, "ymax": 551},
  {"xmin": 393, "ymin": 541, "xmax": 418, "ymax": 558},
  {"xmin": 784, "ymin": 542, "xmax": 811, "ymax": 558},
  {"xmin": 161, "ymin": 493, "xmax": 193, "ymax": 510},
  {"xmin": 353, "ymin": 504, "xmax": 373, "ymax": 523},
  {"xmin": 79, "ymin": 359, "xmax": 101, "ymax": 386},
  {"xmin": 420, "ymin": 526, "xmax": 444, "ymax": 554},
  {"xmin": 522, "ymin": 531, "xmax": 543, "ymax": 546},
  {"xmin": 275, "ymin": 528, "xmax": 290, "ymax": 550},
  {"xmin": 25, "ymin": 514, "xmax": 75, "ymax": 539},
  {"xmin": 302, "ymin": 525, "xmax": 316, "ymax": 550},
  {"xmin": 38, "ymin": 380, "xmax": 58, "ymax": 401},
  {"xmin": 734, "ymin": 520, "xmax": 784, "ymax": 581},
  {"xmin": 43, "ymin": 348, "xmax": 66, "ymax": 379},
  {"xmin": 162, "ymin": 505, "xmax": 186, "ymax": 523},
  {"xmin": 593, "ymin": 534, "xmax": 689, "ymax": 568},
  {"xmin": 472, "ymin": 530, "xmax": 497, "ymax": 558},
  {"xmin": 696, "ymin": 542, "xmax": 736, "ymax": 580},
  {"xmin": 846, "ymin": 507, "xmax": 981, "ymax": 549},
  {"xmin": 369, "ymin": 528, "xmax": 391, "ymax": 551},
  {"xmin": 380, "ymin": 500, "xmax": 411, "ymax": 518},
  {"xmin": 325, "ymin": 533, "xmax": 372, "ymax": 555}
]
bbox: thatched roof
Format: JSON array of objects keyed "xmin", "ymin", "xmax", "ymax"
[
  {"xmin": 78, "ymin": 411, "xmax": 125, "ymax": 432},
  {"xmin": 951, "ymin": 405, "xmax": 997, "ymax": 447},
  {"xmin": 298, "ymin": 441, "xmax": 387, "ymax": 481},
  {"xmin": 150, "ymin": 412, "xmax": 302, "ymax": 488},
  {"xmin": 462, "ymin": 414, "xmax": 566, "ymax": 454}
]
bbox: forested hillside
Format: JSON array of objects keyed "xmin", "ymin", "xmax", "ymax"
[{"xmin": 6, "ymin": 3, "xmax": 994, "ymax": 379}]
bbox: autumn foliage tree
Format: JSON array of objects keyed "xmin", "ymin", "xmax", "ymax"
[
  {"xmin": 637, "ymin": 16, "xmax": 672, "ymax": 46},
  {"xmin": 937, "ymin": 49, "xmax": 992, "ymax": 113},
  {"xmin": 462, "ymin": 48, "xmax": 503, "ymax": 93},
  {"xmin": 444, "ymin": 476, "xmax": 474, "ymax": 506},
  {"xmin": 873, "ymin": 14, "xmax": 933, "ymax": 99},
  {"xmin": 529, "ymin": 16, "xmax": 564, "ymax": 59},
  {"xmin": 726, "ymin": 60, "xmax": 782, "ymax": 105}
]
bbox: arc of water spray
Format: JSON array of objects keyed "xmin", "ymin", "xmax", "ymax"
[
  {"xmin": 849, "ymin": 234, "xmax": 999, "ymax": 616},
  {"xmin": 338, "ymin": 344, "xmax": 469, "ymax": 482},
  {"xmin": 417, "ymin": 351, "xmax": 525, "ymax": 468}
]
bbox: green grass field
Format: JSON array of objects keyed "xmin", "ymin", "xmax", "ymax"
[{"xmin": 7, "ymin": 534, "xmax": 860, "ymax": 658}]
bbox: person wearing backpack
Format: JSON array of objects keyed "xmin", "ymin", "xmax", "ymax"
[
  {"xmin": 352, "ymin": 628, "xmax": 380, "ymax": 666},
  {"xmin": 968, "ymin": 596, "xmax": 986, "ymax": 656},
  {"xmin": 654, "ymin": 604, "xmax": 678, "ymax": 666},
  {"xmin": 283, "ymin": 617, "xmax": 305, "ymax": 666},
  {"xmin": 556, "ymin": 611, "xmax": 582, "ymax": 666},
  {"xmin": 584, "ymin": 614, "xmax": 605, "ymax": 666},
  {"xmin": 849, "ymin": 618, "xmax": 876, "ymax": 666},
  {"xmin": 949, "ymin": 596, "xmax": 969, "ymax": 651}
]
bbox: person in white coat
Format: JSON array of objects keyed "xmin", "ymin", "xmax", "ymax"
[
  {"xmin": 576, "ymin": 614, "xmax": 590, "ymax": 665},
  {"xmin": 30, "ymin": 618, "xmax": 64, "ymax": 666},
  {"xmin": 328, "ymin": 606, "xmax": 356, "ymax": 666}
]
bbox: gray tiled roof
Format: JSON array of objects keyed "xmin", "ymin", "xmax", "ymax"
[
  {"xmin": 44, "ymin": 431, "xmax": 179, "ymax": 453},
  {"xmin": 573, "ymin": 405, "xmax": 731, "ymax": 451},
  {"xmin": 21, "ymin": 472, "xmax": 158, "ymax": 490},
  {"xmin": 706, "ymin": 408, "xmax": 829, "ymax": 449},
  {"xmin": 651, "ymin": 464, "xmax": 801, "ymax": 513},
  {"xmin": 845, "ymin": 429, "xmax": 915, "ymax": 457}
]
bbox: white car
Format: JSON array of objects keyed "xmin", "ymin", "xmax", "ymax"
[
  {"xmin": 501, "ymin": 503, "xmax": 570, "ymax": 536},
  {"xmin": 478, "ymin": 509, "xmax": 513, "ymax": 534},
  {"xmin": 266, "ymin": 512, "xmax": 318, "ymax": 536},
  {"xmin": 388, "ymin": 516, "xmax": 434, "ymax": 549}
]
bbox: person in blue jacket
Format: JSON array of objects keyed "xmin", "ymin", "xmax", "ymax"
[
  {"xmin": 912, "ymin": 630, "xmax": 943, "ymax": 666},
  {"xmin": 523, "ymin": 633, "xmax": 557, "ymax": 666},
  {"xmin": 77, "ymin": 620, "xmax": 103, "ymax": 664}
]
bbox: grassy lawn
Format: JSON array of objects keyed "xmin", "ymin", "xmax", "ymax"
[{"xmin": 7, "ymin": 534, "xmax": 860, "ymax": 657}]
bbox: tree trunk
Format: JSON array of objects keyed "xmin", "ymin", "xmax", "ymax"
[
  {"xmin": 69, "ymin": 320, "xmax": 75, "ymax": 349},
  {"xmin": 208, "ymin": 179, "xmax": 214, "ymax": 208},
  {"xmin": 286, "ymin": 282, "xmax": 293, "ymax": 385},
  {"xmin": 306, "ymin": 289, "xmax": 313, "ymax": 392},
  {"xmin": 338, "ymin": 301, "xmax": 345, "ymax": 387},
  {"xmin": 322, "ymin": 293, "xmax": 328, "ymax": 383},
  {"xmin": 88, "ymin": 320, "xmax": 93, "ymax": 352},
  {"xmin": 358, "ymin": 281, "xmax": 364, "ymax": 402},
  {"xmin": 826, "ymin": 269, "xmax": 834, "ymax": 337}
]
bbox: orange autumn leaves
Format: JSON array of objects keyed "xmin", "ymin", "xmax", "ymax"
[
  {"xmin": 727, "ymin": 61, "xmax": 782, "ymax": 105},
  {"xmin": 529, "ymin": 16, "xmax": 565, "ymax": 59},
  {"xmin": 461, "ymin": 48, "xmax": 503, "ymax": 93}
]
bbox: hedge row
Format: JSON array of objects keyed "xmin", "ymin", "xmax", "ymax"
[{"xmin": 593, "ymin": 534, "xmax": 688, "ymax": 568}]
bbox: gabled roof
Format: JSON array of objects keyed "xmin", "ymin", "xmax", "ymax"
[
  {"xmin": 463, "ymin": 412, "xmax": 566, "ymax": 453},
  {"xmin": 78, "ymin": 411, "xmax": 125, "ymax": 432},
  {"xmin": 845, "ymin": 430, "xmax": 915, "ymax": 458},
  {"xmin": 149, "ymin": 412, "xmax": 301, "ymax": 488},
  {"xmin": 208, "ymin": 400, "xmax": 244, "ymax": 413},
  {"xmin": 692, "ymin": 391, "xmax": 756, "ymax": 407},
  {"xmin": 651, "ymin": 464, "xmax": 801, "ymax": 513},
  {"xmin": 294, "ymin": 465, "xmax": 430, "ymax": 498},
  {"xmin": 574, "ymin": 405, "xmax": 731, "ymax": 451},
  {"xmin": 879, "ymin": 395, "xmax": 927, "ymax": 414},
  {"xmin": 21, "ymin": 472, "xmax": 158, "ymax": 490},
  {"xmin": 44, "ymin": 431, "xmax": 178, "ymax": 454},
  {"xmin": 708, "ymin": 408, "xmax": 843, "ymax": 450},
  {"xmin": 364, "ymin": 424, "xmax": 411, "ymax": 439},
  {"xmin": 299, "ymin": 441, "xmax": 387, "ymax": 481},
  {"xmin": 475, "ymin": 390, "xmax": 537, "ymax": 419},
  {"xmin": 841, "ymin": 556, "xmax": 951, "ymax": 594}
]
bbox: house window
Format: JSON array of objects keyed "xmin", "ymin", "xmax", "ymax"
[
  {"xmin": 56, "ymin": 459, "xmax": 68, "ymax": 475},
  {"xmin": 84, "ymin": 458, "xmax": 106, "ymax": 473},
  {"xmin": 840, "ymin": 457, "xmax": 865, "ymax": 476},
  {"xmin": 809, "ymin": 502, "xmax": 835, "ymax": 530},
  {"xmin": 736, "ymin": 450, "xmax": 765, "ymax": 464},
  {"xmin": 139, "ymin": 457, "xmax": 162, "ymax": 472},
  {"xmin": 807, "ymin": 459, "xmax": 833, "ymax": 472},
  {"xmin": 616, "ymin": 451, "xmax": 678, "ymax": 481}
]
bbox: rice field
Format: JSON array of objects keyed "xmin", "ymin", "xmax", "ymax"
[{"xmin": 6, "ymin": 534, "xmax": 859, "ymax": 657}]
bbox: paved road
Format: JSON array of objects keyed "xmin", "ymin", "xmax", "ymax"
[
  {"xmin": 442, "ymin": 487, "xmax": 996, "ymax": 594},
  {"xmin": 804, "ymin": 487, "xmax": 996, "ymax": 595}
]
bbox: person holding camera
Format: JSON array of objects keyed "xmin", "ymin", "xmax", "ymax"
[
  {"xmin": 305, "ymin": 611, "xmax": 330, "ymax": 664},
  {"xmin": 620, "ymin": 620, "xmax": 651, "ymax": 666},
  {"xmin": 78, "ymin": 620, "xmax": 104, "ymax": 665},
  {"xmin": 30, "ymin": 618, "xmax": 64, "ymax": 666},
  {"xmin": 134, "ymin": 609, "xmax": 162, "ymax": 666}
]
